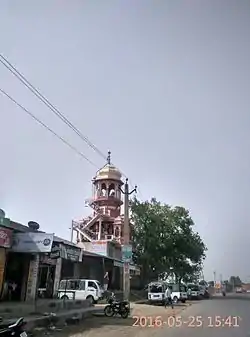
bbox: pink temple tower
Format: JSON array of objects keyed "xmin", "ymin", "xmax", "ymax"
[{"xmin": 73, "ymin": 152, "xmax": 124, "ymax": 244}]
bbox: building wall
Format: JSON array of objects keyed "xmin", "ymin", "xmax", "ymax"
[
  {"xmin": 78, "ymin": 255, "xmax": 104, "ymax": 282},
  {"xmin": 0, "ymin": 248, "xmax": 6, "ymax": 298},
  {"xmin": 107, "ymin": 242, "xmax": 122, "ymax": 260},
  {"xmin": 61, "ymin": 259, "xmax": 75, "ymax": 279}
]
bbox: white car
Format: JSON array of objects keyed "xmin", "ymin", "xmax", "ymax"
[{"xmin": 57, "ymin": 278, "xmax": 104, "ymax": 304}]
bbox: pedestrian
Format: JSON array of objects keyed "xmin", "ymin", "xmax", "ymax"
[
  {"xmin": 104, "ymin": 272, "xmax": 109, "ymax": 292},
  {"xmin": 7, "ymin": 281, "xmax": 17, "ymax": 301},
  {"xmin": 164, "ymin": 285, "xmax": 174, "ymax": 309}
]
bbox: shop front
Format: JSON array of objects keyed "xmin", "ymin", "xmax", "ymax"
[
  {"xmin": 37, "ymin": 254, "xmax": 57, "ymax": 298},
  {"xmin": 77, "ymin": 242, "xmax": 123, "ymax": 289},
  {"xmin": 60, "ymin": 244, "xmax": 81, "ymax": 279},
  {"xmin": 0, "ymin": 225, "xmax": 13, "ymax": 300},
  {"xmin": 9, "ymin": 231, "xmax": 54, "ymax": 301},
  {"xmin": 47, "ymin": 242, "xmax": 81, "ymax": 295}
]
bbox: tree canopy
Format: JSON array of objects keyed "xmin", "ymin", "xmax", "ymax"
[
  {"xmin": 130, "ymin": 197, "xmax": 207, "ymax": 284},
  {"xmin": 229, "ymin": 276, "xmax": 242, "ymax": 287}
]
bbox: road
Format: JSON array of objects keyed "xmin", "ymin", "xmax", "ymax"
[
  {"xmin": 157, "ymin": 297, "xmax": 249, "ymax": 337},
  {"xmin": 39, "ymin": 297, "xmax": 250, "ymax": 337}
]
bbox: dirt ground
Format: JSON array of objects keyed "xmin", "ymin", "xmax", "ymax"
[{"xmin": 33, "ymin": 302, "xmax": 191, "ymax": 337}]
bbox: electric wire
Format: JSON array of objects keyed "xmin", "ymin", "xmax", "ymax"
[
  {"xmin": 0, "ymin": 88, "xmax": 98, "ymax": 168},
  {"xmin": 0, "ymin": 54, "xmax": 142, "ymax": 196},
  {"xmin": 0, "ymin": 54, "xmax": 107, "ymax": 160}
]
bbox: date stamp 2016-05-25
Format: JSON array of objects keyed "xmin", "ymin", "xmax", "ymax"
[{"xmin": 132, "ymin": 315, "xmax": 242, "ymax": 328}]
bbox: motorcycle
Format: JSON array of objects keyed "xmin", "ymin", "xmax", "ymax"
[
  {"xmin": 104, "ymin": 293, "xmax": 130, "ymax": 318},
  {"xmin": 0, "ymin": 317, "xmax": 27, "ymax": 337}
]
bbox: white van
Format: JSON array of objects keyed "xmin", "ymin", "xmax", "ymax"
[
  {"xmin": 148, "ymin": 282, "xmax": 165, "ymax": 304},
  {"xmin": 57, "ymin": 279, "xmax": 104, "ymax": 304},
  {"xmin": 169, "ymin": 283, "xmax": 188, "ymax": 303},
  {"xmin": 187, "ymin": 284, "xmax": 200, "ymax": 299},
  {"xmin": 147, "ymin": 282, "xmax": 187, "ymax": 304}
]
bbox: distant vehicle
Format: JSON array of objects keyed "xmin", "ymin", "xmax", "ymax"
[
  {"xmin": 198, "ymin": 285, "xmax": 206, "ymax": 297},
  {"xmin": 187, "ymin": 284, "xmax": 200, "ymax": 299},
  {"xmin": 235, "ymin": 287, "xmax": 242, "ymax": 293}
]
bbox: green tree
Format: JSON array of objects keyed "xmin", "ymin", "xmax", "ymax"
[
  {"xmin": 130, "ymin": 198, "xmax": 207, "ymax": 284},
  {"xmin": 229, "ymin": 276, "xmax": 242, "ymax": 287}
]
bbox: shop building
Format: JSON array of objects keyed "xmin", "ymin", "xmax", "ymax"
[
  {"xmin": 0, "ymin": 215, "xmax": 13, "ymax": 300},
  {"xmin": 48, "ymin": 238, "xmax": 81, "ymax": 296}
]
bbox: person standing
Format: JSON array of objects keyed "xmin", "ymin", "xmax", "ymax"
[
  {"xmin": 164, "ymin": 285, "xmax": 173, "ymax": 309},
  {"xmin": 104, "ymin": 272, "xmax": 109, "ymax": 292}
]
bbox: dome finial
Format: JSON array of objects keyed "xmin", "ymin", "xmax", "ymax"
[{"xmin": 107, "ymin": 151, "xmax": 111, "ymax": 165}]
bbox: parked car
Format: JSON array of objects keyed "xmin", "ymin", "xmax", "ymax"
[
  {"xmin": 235, "ymin": 287, "xmax": 243, "ymax": 293},
  {"xmin": 187, "ymin": 284, "xmax": 200, "ymax": 300},
  {"xmin": 147, "ymin": 281, "xmax": 188, "ymax": 304},
  {"xmin": 198, "ymin": 285, "xmax": 206, "ymax": 297},
  {"xmin": 57, "ymin": 278, "xmax": 104, "ymax": 304}
]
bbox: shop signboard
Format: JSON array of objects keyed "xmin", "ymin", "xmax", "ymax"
[
  {"xmin": 40, "ymin": 254, "xmax": 57, "ymax": 265},
  {"xmin": 61, "ymin": 245, "xmax": 81, "ymax": 262},
  {"xmin": 49, "ymin": 243, "xmax": 61, "ymax": 259},
  {"xmin": 49, "ymin": 243, "xmax": 80, "ymax": 262},
  {"xmin": 0, "ymin": 226, "xmax": 12, "ymax": 248},
  {"xmin": 122, "ymin": 245, "xmax": 133, "ymax": 263},
  {"xmin": 12, "ymin": 232, "xmax": 54, "ymax": 253},
  {"xmin": 82, "ymin": 241, "xmax": 108, "ymax": 257}
]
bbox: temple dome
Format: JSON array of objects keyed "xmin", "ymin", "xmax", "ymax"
[{"xmin": 94, "ymin": 151, "xmax": 122, "ymax": 181}]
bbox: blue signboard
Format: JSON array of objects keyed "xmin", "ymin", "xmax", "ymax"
[{"xmin": 122, "ymin": 245, "xmax": 133, "ymax": 262}]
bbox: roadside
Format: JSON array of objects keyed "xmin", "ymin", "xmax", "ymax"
[
  {"xmin": 0, "ymin": 296, "xmax": 196, "ymax": 334},
  {"xmin": 0, "ymin": 299, "xmax": 97, "ymax": 332},
  {"xmin": 32, "ymin": 302, "xmax": 193, "ymax": 337}
]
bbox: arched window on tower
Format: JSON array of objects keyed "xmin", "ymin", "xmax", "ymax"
[
  {"xmin": 96, "ymin": 184, "xmax": 101, "ymax": 197},
  {"xmin": 109, "ymin": 183, "xmax": 115, "ymax": 197},
  {"xmin": 101, "ymin": 183, "xmax": 107, "ymax": 196}
]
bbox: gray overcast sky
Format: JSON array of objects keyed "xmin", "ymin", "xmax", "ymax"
[{"xmin": 1, "ymin": 0, "xmax": 250, "ymax": 281}]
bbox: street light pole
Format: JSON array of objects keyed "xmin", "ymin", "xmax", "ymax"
[{"xmin": 120, "ymin": 178, "xmax": 137, "ymax": 301}]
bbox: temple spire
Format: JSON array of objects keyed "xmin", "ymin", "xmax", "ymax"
[{"xmin": 107, "ymin": 151, "xmax": 111, "ymax": 165}]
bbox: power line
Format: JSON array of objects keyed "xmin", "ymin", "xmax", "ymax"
[
  {"xmin": 0, "ymin": 54, "xmax": 107, "ymax": 160},
  {"xmin": 0, "ymin": 87, "xmax": 98, "ymax": 167},
  {"xmin": 0, "ymin": 54, "xmax": 142, "ymax": 196}
]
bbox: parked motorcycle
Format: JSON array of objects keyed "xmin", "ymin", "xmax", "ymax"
[
  {"xmin": 104, "ymin": 293, "xmax": 130, "ymax": 318},
  {"xmin": 0, "ymin": 317, "xmax": 27, "ymax": 337}
]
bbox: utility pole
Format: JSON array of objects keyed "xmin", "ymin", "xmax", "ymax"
[
  {"xmin": 120, "ymin": 178, "xmax": 137, "ymax": 301},
  {"xmin": 213, "ymin": 270, "xmax": 216, "ymax": 293},
  {"xmin": 70, "ymin": 221, "xmax": 74, "ymax": 242}
]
